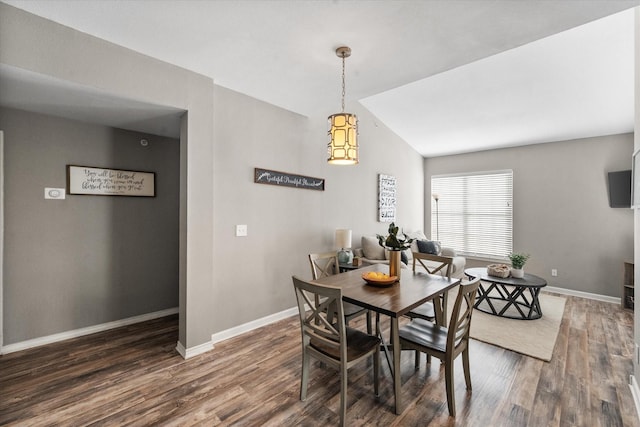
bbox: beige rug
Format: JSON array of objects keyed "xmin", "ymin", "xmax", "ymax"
[{"xmin": 446, "ymin": 288, "xmax": 566, "ymax": 362}]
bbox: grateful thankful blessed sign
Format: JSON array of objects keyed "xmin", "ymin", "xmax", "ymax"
[{"xmin": 254, "ymin": 168, "xmax": 325, "ymax": 191}]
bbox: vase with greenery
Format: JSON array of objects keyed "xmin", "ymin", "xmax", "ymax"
[
  {"xmin": 377, "ymin": 222, "xmax": 414, "ymax": 279},
  {"xmin": 508, "ymin": 252, "xmax": 530, "ymax": 278}
]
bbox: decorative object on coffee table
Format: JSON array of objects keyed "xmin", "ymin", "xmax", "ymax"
[
  {"xmin": 508, "ymin": 252, "xmax": 530, "ymax": 278},
  {"xmin": 377, "ymin": 222, "xmax": 413, "ymax": 279},
  {"xmin": 487, "ymin": 264, "xmax": 510, "ymax": 278}
]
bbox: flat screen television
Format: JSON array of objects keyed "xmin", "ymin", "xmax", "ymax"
[{"xmin": 607, "ymin": 170, "xmax": 632, "ymax": 208}]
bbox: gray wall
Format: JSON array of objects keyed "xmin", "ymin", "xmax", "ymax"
[
  {"xmin": 425, "ymin": 134, "xmax": 634, "ymax": 297},
  {"xmin": 3, "ymin": 2, "xmax": 632, "ymax": 356},
  {"xmin": 0, "ymin": 2, "xmax": 214, "ymax": 351},
  {"xmin": 0, "ymin": 4, "xmax": 424, "ymax": 348},
  {"xmin": 0, "ymin": 108, "xmax": 179, "ymax": 344},
  {"xmin": 212, "ymin": 86, "xmax": 424, "ymax": 332}
]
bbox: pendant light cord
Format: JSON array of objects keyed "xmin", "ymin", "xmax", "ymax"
[{"xmin": 341, "ymin": 54, "xmax": 346, "ymax": 112}]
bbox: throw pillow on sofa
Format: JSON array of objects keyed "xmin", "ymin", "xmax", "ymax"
[
  {"xmin": 407, "ymin": 230, "xmax": 427, "ymax": 253},
  {"xmin": 417, "ymin": 239, "xmax": 441, "ymax": 255},
  {"xmin": 362, "ymin": 236, "xmax": 386, "ymax": 260}
]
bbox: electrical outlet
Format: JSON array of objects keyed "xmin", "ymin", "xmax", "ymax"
[
  {"xmin": 235, "ymin": 224, "xmax": 247, "ymax": 237},
  {"xmin": 551, "ymin": 269, "xmax": 558, "ymax": 277}
]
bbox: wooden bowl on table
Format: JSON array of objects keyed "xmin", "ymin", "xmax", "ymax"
[{"xmin": 361, "ymin": 271, "xmax": 398, "ymax": 287}]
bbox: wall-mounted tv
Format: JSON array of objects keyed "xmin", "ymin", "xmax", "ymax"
[{"xmin": 607, "ymin": 170, "xmax": 632, "ymax": 208}]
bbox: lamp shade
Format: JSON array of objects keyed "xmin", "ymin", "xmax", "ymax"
[
  {"xmin": 327, "ymin": 113, "xmax": 358, "ymax": 165},
  {"xmin": 335, "ymin": 229, "xmax": 352, "ymax": 249}
]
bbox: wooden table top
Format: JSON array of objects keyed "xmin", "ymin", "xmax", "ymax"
[{"xmin": 313, "ymin": 264, "xmax": 461, "ymax": 318}]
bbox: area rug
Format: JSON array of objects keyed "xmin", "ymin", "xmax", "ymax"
[{"xmin": 446, "ymin": 287, "xmax": 566, "ymax": 362}]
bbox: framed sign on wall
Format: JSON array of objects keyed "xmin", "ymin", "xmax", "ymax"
[
  {"xmin": 67, "ymin": 165, "xmax": 155, "ymax": 197},
  {"xmin": 254, "ymin": 168, "xmax": 325, "ymax": 191},
  {"xmin": 378, "ymin": 174, "xmax": 396, "ymax": 222}
]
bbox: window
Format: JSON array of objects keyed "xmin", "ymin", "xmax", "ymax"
[{"xmin": 431, "ymin": 170, "xmax": 513, "ymax": 259}]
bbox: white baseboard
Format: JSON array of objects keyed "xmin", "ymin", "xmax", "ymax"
[
  {"xmin": 175, "ymin": 306, "xmax": 298, "ymax": 360},
  {"xmin": 630, "ymin": 375, "xmax": 640, "ymax": 420},
  {"xmin": 545, "ymin": 286, "xmax": 621, "ymax": 305},
  {"xmin": 211, "ymin": 306, "xmax": 298, "ymax": 345},
  {"xmin": 176, "ymin": 340, "xmax": 213, "ymax": 359},
  {"xmin": 1, "ymin": 307, "xmax": 178, "ymax": 355}
]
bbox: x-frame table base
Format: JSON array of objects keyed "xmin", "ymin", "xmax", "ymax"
[{"xmin": 464, "ymin": 267, "xmax": 547, "ymax": 320}]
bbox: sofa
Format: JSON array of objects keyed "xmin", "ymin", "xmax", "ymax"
[{"xmin": 353, "ymin": 231, "xmax": 466, "ymax": 279}]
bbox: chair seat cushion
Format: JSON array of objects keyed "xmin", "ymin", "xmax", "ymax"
[
  {"xmin": 407, "ymin": 301, "xmax": 435, "ymax": 320},
  {"xmin": 343, "ymin": 302, "xmax": 366, "ymax": 317},
  {"xmin": 398, "ymin": 319, "xmax": 448, "ymax": 353},
  {"xmin": 311, "ymin": 327, "xmax": 380, "ymax": 362}
]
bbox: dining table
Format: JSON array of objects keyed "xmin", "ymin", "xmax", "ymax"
[{"xmin": 312, "ymin": 263, "xmax": 461, "ymax": 415}]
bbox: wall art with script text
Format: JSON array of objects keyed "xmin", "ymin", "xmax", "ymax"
[
  {"xmin": 254, "ymin": 168, "xmax": 325, "ymax": 191},
  {"xmin": 378, "ymin": 174, "xmax": 396, "ymax": 222},
  {"xmin": 67, "ymin": 165, "xmax": 155, "ymax": 197}
]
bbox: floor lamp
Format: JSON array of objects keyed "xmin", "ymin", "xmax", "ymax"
[{"xmin": 432, "ymin": 193, "xmax": 439, "ymax": 241}]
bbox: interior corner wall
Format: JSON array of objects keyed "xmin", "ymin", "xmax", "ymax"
[
  {"xmin": 0, "ymin": 108, "xmax": 179, "ymax": 344},
  {"xmin": 0, "ymin": 3, "xmax": 214, "ymax": 352},
  {"xmin": 211, "ymin": 86, "xmax": 424, "ymax": 333},
  {"xmin": 424, "ymin": 133, "xmax": 634, "ymax": 298},
  {"xmin": 633, "ymin": 5, "xmax": 639, "ymax": 384}
]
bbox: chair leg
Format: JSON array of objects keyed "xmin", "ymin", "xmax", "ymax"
[
  {"xmin": 300, "ymin": 348, "xmax": 310, "ymax": 401},
  {"xmin": 373, "ymin": 349, "xmax": 380, "ymax": 396},
  {"xmin": 327, "ymin": 303, "xmax": 336, "ymax": 325},
  {"xmin": 340, "ymin": 364, "xmax": 348, "ymax": 427},
  {"xmin": 444, "ymin": 358, "xmax": 456, "ymax": 417},
  {"xmin": 414, "ymin": 349, "xmax": 420, "ymax": 369},
  {"xmin": 462, "ymin": 348, "xmax": 472, "ymax": 390}
]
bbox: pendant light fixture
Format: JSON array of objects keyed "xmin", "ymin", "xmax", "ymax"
[{"xmin": 327, "ymin": 46, "xmax": 358, "ymax": 165}]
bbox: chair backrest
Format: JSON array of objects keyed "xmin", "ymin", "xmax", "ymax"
[
  {"xmin": 446, "ymin": 278, "xmax": 480, "ymax": 354},
  {"xmin": 309, "ymin": 252, "xmax": 339, "ymax": 280},
  {"xmin": 292, "ymin": 276, "xmax": 346, "ymax": 361},
  {"xmin": 412, "ymin": 252, "xmax": 453, "ymax": 280}
]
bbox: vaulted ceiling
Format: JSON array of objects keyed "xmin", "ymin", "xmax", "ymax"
[{"xmin": 1, "ymin": 0, "xmax": 637, "ymax": 157}]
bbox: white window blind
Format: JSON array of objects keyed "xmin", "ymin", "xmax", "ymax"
[{"xmin": 431, "ymin": 170, "xmax": 513, "ymax": 259}]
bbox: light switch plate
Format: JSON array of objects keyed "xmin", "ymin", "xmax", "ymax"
[
  {"xmin": 45, "ymin": 187, "xmax": 66, "ymax": 200},
  {"xmin": 236, "ymin": 224, "xmax": 247, "ymax": 237}
]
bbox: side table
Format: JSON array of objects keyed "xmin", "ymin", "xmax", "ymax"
[{"xmin": 338, "ymin": 263, "xmax": 363, "ymax": 273}]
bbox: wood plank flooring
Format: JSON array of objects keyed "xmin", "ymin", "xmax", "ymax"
[{"xmin": 1, "ymin": 294, "xmax": 638, "ymax": 426}]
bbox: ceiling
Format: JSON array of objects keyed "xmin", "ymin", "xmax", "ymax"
[{"xmin": 1, "ymin": 0, "xmax": 637, "ymax": 157}]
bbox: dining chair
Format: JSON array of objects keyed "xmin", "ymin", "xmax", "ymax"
[
  {"xmin": 292, "ymin": 276, "xmax": 380, "ymax": 427},
  {"xmin": 308, "ymin": 252, "xmax": 372, "ymax": 334},
  {"xmin": 398, "ymin": 278, "xmax": 480, "ymax": 417},
  {"xmin": 406, "ymin": 252, "xmax": 454, "ymax": 327}
]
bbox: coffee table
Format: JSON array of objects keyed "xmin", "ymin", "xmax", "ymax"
[{"xmin": 464, "ymin": 267, "xmax": 547, "ymax": 320}]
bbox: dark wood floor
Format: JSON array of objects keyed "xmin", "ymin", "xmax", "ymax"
[{"xmin": 1, "ymin": 294, "xmax": 638, "ymax": 426}]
